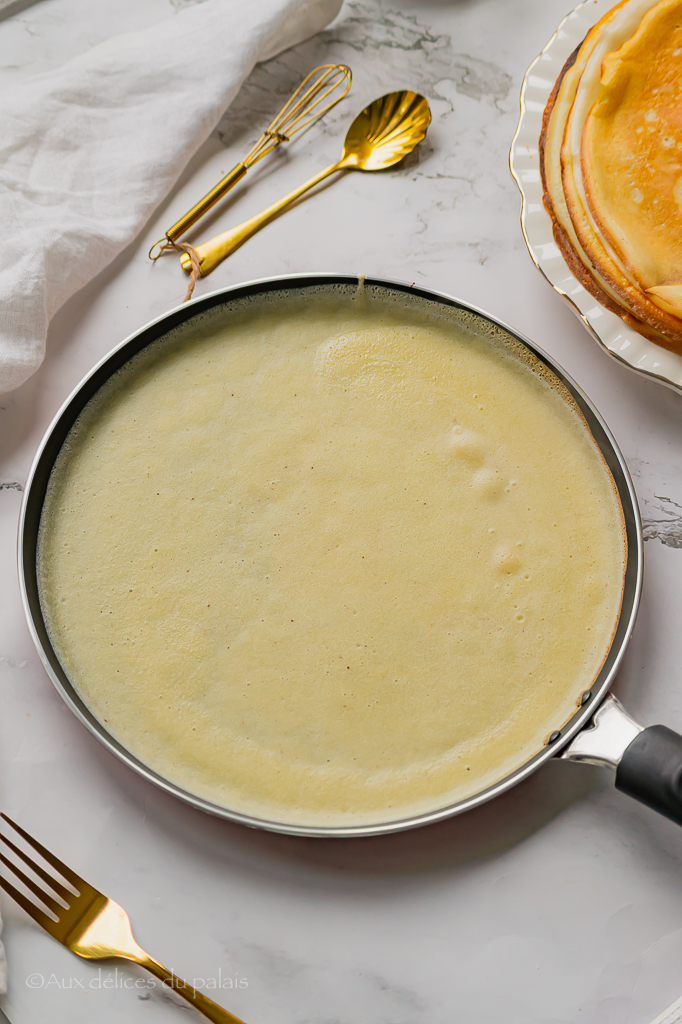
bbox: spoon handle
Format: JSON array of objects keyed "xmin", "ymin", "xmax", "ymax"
[{"xmin": 180, "ymin": 160, "xmax": 347, "ymax": 277}]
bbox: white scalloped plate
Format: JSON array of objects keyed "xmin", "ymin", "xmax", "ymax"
[{"xmin": 510, "ymin": 0, "xmax": 682, "ymax": 394}]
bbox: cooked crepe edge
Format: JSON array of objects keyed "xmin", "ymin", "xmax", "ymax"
[
  {"xmin": 581, "ymin": 0, "xmax": 682, "ymax": 306},
  {"xmin": 540, "ymin": 38, "xmax": 673, "ymax": 346},
  {"xmin": 561, "ymin": 0, "xmax": 682, "ymax": 344},
  {"xmin": 540, "ymin": 0, "xmax": 682, "ymax": 350},
  {"xmin": 541, "ymin": 6, "xmax": 656, "ymax": 318},
  {"xmin": 563, "ymin": 0, "xmax": 682, "ymax": 343}
]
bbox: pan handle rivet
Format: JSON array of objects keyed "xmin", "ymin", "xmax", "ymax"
[
  {"xmin": 547, "ymin": 730, "xmax": 561, "ymax": 744},
  {"xmin": 579, "ymin": 690, "xmax": 592, "ymax": 706}
]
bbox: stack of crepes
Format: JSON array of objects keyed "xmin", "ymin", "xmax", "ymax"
[{"xmin": 541, "ymin": 0, "xmax": 682, "ymax": 352}]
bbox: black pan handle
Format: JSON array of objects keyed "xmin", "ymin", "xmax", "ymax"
[
  {"xmin": 616, "ymin": 726, "xmax": 682, "ymax": 826},
  {"xmin": 561, "ymin": 693, "xmax": 682, "ymax": 826}
]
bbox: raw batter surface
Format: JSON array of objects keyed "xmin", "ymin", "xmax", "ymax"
[{"xmin": 38, "ymin": 288, "xmax": 626, "ymax": 826}]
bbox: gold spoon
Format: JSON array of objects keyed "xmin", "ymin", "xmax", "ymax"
[{"xmin": 180, "ymin": 90, "xmax": 431, "ymax": 278}]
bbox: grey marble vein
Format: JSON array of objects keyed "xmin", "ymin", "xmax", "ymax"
[
  {"xmin": 216, "ymin": 0, "xmax": 513, "ymax": 149},
  {"xmin": 642, "ymin": 496, "xmax": 682, "ymax": 549},
  {"xmin": 212, "ymin": 0, "xmax": 519, "ymax": 274}
]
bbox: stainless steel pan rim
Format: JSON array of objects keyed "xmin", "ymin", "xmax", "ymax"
[{"xmin": 18, "ymin": 273, "xmax": 643, "ymax": 838}]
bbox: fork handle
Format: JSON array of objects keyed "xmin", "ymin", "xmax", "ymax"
[
  {"xmin": 180, "ymin": 158, "xmax": 349, "ymax": 277},
  {"xmin": 137, "ymin": 956, "xmax": 248, "ymax": 1024}
]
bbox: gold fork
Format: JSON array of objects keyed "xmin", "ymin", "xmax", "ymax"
[{"xmin": 0, "ymin": 814, "xmax": 247, "ymax": 1024}]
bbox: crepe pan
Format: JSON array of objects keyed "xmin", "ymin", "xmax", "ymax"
[{"xmin": 18, "ymin": 273, "xmax": 682, "ymax": 837}]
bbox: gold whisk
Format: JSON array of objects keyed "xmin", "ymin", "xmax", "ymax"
[{"xmin": 149, "ymin": 64, "xmax": 351, "ymax": 260}]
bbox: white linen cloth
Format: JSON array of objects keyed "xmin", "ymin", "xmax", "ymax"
[
  {"xmin": 0, "ymin": 0, "xmax": 343, "ymax": 393},
  {"xmin": 650, "ymin": 994, "xmax": 682, "ymax": 1024}
]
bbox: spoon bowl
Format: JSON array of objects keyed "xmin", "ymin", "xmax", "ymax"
[{"xmin": 340, "ymin": 90, "xmax": 431, "ymax": 170}]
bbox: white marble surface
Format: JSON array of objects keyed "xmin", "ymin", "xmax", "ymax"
[{"xmin": 3, "ymin": 1, "xmax": 682, "ymax": 1022}]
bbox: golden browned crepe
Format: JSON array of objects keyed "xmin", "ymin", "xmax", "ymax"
[
  {"xmin": 582, "ymin": 0, "xmax": 682, "ymax": 315},
  {"xmin": 540, "ymin": 0, "xmax": 682, "ymax": 350}
]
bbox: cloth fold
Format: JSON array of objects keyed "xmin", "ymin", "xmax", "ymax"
[{"xmin": 0, "ymin": 0, "xmax": 343, "ymax": 393}]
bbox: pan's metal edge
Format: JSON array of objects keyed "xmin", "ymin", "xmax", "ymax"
[{"xmin": 18, "ymin": 272, "xmax": 643, "ymax": 838}]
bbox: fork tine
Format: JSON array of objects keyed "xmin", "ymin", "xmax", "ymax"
[
  {"xmin": 1, "ymin": 814, "xmax": 83, "ymax": 891},
  {"xmin": 0, "ymin": 872, "xmax": 57, "ymax": 932},
  {"xmin": 0, "ymin": 849, "xmax": 64, "ymax": 916},
  {"xmin": 0, "ymin": 832, "xmax": 73, "ymax": 902}
]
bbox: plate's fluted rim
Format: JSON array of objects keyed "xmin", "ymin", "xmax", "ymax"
[{"xmin": 509, "ymin": 0, "xmax": 682, "ymax": 395}]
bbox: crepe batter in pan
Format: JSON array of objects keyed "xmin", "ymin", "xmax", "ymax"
[{"xmin": 34, "ymin": 283, "xmax": 626, "ymax": 828}]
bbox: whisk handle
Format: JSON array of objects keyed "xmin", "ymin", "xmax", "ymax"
[
  {"xmin": 180, "ymin": 160, "xmax": 348, "ymax": 276},
  {"xmin": 166, "ymin": 163, "xmax": 248, "ymax": 243}
]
